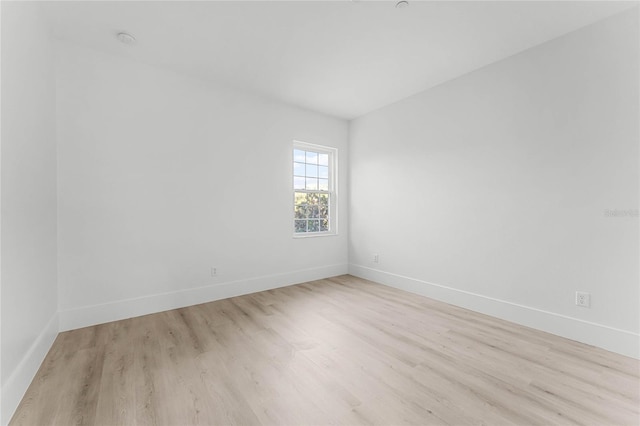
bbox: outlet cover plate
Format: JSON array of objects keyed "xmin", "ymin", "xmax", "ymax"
[{"xmin": 575, "ymin": 291, "xmax": 591, "ymax": 308}]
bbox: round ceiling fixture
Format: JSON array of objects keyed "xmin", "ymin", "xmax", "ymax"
[
  {"xmin": 117, "ymin": 32, "xmax": 136, "ymax": 45},
  {"xmin": 395, "ymin": 1, "xmax": 409, "ymax": 8}
]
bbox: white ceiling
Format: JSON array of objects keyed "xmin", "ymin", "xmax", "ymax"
[{"xmin": 42, "ymin": 1, "xmax": 637, "ymax": 120}]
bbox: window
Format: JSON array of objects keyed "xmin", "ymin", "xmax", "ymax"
[{"xmin": 293, "ymin": 141, "xmax": 337, "ymax": 236}]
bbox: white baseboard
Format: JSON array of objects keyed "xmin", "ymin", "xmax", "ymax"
[
  {"xmin": 59, "ymin": 263, "xmax": 349, "ymax": 332},
  {"xmin": 2, "ymin": 312, "xmax": 59, "ymax": 426},
  {"xmin": 349, "ymin": 264, "xmax": 640, "ymax": 359}
]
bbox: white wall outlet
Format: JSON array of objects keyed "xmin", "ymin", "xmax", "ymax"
[
  {"xmin": 211, "ymin": 267, "xmax": 218, "ymax": 277},
  {"xmin": 373, "ymin": 253, "xmax": 379, "ymax": 263},
  {"xmin": 575, "ymin": 291, "xmax": 591, "ymax": 308}
]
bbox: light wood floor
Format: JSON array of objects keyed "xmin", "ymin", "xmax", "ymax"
[{"xmin": 11, "ymin": 275, "xmax": 640, "ymax": 425}]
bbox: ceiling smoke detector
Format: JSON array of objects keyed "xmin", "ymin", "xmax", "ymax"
[
  {"xmin": 395, "ymin": 1, "xmax": 409, "ymax": 8},
  {"xmin": 117, "ymin": 32, "xmax": 136, "ymax": 45}
]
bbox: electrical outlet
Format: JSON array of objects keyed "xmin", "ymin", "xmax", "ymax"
[
  {"xmin": 373, "ymin": 253, "xmax": 379, "ymax": 263},
  {"xmin": 575, "ymin": 291, "xmax": 590, "ymax": 308},
  {"xmin": 211, "ymin": 267, "xmax": 218, "ymax": 277}
]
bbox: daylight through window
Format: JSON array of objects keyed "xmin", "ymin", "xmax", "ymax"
[{"xmin": 293, "ymin": 143, "xmax": 335, "ymax": 235}]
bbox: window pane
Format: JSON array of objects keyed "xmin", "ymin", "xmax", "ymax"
[
  {"xmin": 294, "ymin": 220, "xmax": 307, "ymax": 233},
  {"xmin": 319, "ymin": 166, "xmax": 328, "ymax": 179},
  {"xmin": 306, "ymin": 178, "xmax": 318, "ymax": 190},
  {"xmin": 306, "ymin": 164, "xmax": 318, "ymax": 178},
  {"xmin": 306, "ymin": 193, "xmax": 318, "ymax": 205},
  {"xmin": 295, "ymin": 205, "xmax": 309, "ymax": 219},
  {"xmin": 318, "ymin": 179, "xmax": 329, "ymax": 191},
  {"xmin": 320, "ymin": 218, "xmax": 329, "ymax": 231},
  {"xmin": 319, "ymin": 204, "xmax": 329, "ymax": 218},
  {"xmin": 294, "ymin": 162, "xmax": 305, "ymax": 176},
  {"xmin": 318, "ymin": 194, "xmax": 328, "ymax": 206},
  {"xmin": 294, "ymin": 176, "xmax": 305, "ymax": 190},
  {"xmin": 310, "ymin": 205, "xmax": 319, "ymax": 218},
  {"xmin": 294, "ymin": 149, "xmax": 306, "ymax": 163},
  {"xmin": 319, "ymin": 153, "xmax": 329, "ymax": 166},
  {"xmin": 308, "ymin": 220, "xmax": 319, "ymax": 232},
  {"xmin": 294, "ymin": 192, "xmax": 307, "ymax": 204},
  {"xmin": 306, "ymin": 151, "xmax": 318, "ymax": 164}
]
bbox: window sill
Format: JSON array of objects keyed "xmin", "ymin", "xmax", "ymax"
[{"xmin": 293, "ymin": 232, "xmax": 338, "ymax": 239}]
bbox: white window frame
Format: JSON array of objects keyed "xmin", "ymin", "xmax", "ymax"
[{"xmin": 292, "ymin": 141, "xmax": 338, "ymax": 238}]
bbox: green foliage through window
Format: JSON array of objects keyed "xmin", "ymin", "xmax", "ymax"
[{"xmin": 293, "ymin": 145, "xmax": 333, "ymax": 234}]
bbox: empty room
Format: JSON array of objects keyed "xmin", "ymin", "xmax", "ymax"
[{"xmin": 1, "ymin": 0, "xmax": 638, "ymax": 424}]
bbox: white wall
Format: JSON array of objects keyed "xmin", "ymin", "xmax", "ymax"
[
  {"xmin": 1, "ymin": 2, "xmax": 59, "ymax": 424},
  {"xmin": 55, "ymin": 42, "xmax": 349, "ymax": 330},
  {"xmin": 349, "ymin": 9, "xmax": 639, "ymax": 358}
]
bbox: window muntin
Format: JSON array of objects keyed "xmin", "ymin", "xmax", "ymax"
[{"xmin": 293, "ymin": 143, "xmax": 336, "ymax": 236}]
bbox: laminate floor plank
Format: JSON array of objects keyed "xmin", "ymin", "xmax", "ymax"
[{"xmin": 10, "ymin": 275, "xmax": 640, "ymax": 425}]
